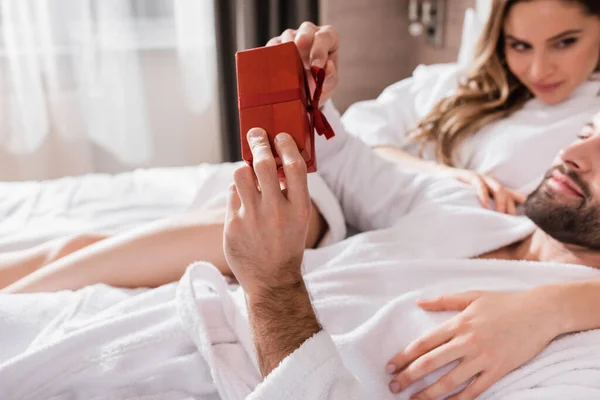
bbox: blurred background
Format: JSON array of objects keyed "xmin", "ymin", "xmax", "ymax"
[{"xmin": 0, "ymin": 0, "xmax": 491, "ymax": 181}]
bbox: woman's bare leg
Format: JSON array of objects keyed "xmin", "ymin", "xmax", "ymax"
[
  {"xmin": 1, "ymin": 209, "xmax": 227, "ymax": 293},
  {"xmin": 2, "ymin": 202, "xmax": 327, "ymax": 293},
  {"xmin": 0, "ymin": 233, "xmax": 106, "ymax": 289}
]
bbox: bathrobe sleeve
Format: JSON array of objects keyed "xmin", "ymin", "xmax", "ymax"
[
  {"xmin": 340, "ymin": 77, "xmax": 420, "ymax": 149},
  {"xmin": 340, "ymin": 63, "xmax": 462, "ymax": 151},
  {"xmin": 247, "ymin": 331, "xmax": 363, "ymax": 400},
  {"xmin": 315, "ymin": 100, "xmax": 478, "ymax": 232}
]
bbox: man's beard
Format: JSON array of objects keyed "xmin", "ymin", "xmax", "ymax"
[{"xmin": 525, "ymin": 166, "xmax": 600, "ymax": 250}]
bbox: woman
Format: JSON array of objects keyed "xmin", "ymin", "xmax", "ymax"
[
  {"xmin": 2, "ymin": 0, "xmax": 600, "ymax": 294},
  {"xmin": 343, "ymin": 0, "xmax": 600, "ymax": 214}
]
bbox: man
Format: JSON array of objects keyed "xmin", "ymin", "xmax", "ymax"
[{"xmin": 222, "ymin": 112, "xmax": 600, "ymax": 399}]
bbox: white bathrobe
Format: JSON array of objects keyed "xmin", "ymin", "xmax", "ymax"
[
  {"xmin": 342, "ymin": 63, "xmax": 600, "ymax": 194},
  {"xmin": 2, "ymin": 103, "xmax": 600, "ymax": 399}
]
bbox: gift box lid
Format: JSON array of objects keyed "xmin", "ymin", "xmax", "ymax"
[{"xmin": 236, "ymin": 41, "xmax": 309, "ymax": 109}]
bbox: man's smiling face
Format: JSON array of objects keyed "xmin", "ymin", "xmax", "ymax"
[{"xmin": 525, "ymin": 114, "xmax": 600, "ymax": 249}]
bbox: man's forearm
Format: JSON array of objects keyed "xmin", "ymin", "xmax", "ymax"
[
  {"xmin": 246, "ymin": 280, "xmax": 322, "ymax": 377},
  {"xmin": 538, "ymin": 278, "xmax": 600, "ymax": 336}
]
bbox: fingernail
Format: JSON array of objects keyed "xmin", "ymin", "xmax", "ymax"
[
  {"xmin": 248, "ymin": 129, "xmax": 264, "ymax": 139},
  {"xmin": 386, "ymin": 363, "xmax": 396, "ymax": 374},
  {"xmin": 274, "ymin": 133, "xmax": 289, "ymax": 143},
  {"xmin": 389, "ymin": 381, "xmax": 402, "ymax": 393}
]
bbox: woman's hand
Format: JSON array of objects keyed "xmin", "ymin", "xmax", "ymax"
[
  {"xmin": 442, "ymin": 168, "xmax": 527, "ymax": 215},
  {"xmin": 386, "ymin": 290, "xmax": 560, "ymax": 400},
  {"xmin": 267, "ymin": 22, "xmax": 339, "ymax": 103}
]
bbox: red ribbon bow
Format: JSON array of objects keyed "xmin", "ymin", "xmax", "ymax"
[
  {"xmin": 238, "ymin": 66, "xmax": 335, "ymax": 141},
  {"xmin": 308, "ymin": 66, "xmax": 335, "ymax": 140}
]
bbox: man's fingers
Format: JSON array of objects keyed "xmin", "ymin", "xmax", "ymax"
[
  {"xmin": 274, "ymin": 132, "xmax": 309, "ymax": 206},
  {"xmin": 226, "ymin": 183, "xmax": 242, "ymax": 216},
  {"xmin": 233, "ymin": 165, "xmax": 259, "ymax": 208},
  {"xmin": 247, "ymin": 128, "xmax": 281, "ymax": 198},
  {"xmin": 310, "ymin": 25, "xmax": 339, "ymax": 68},
  {"xmin": 277, "ymin": 169, "xmax": 288, "ymax": 191}
]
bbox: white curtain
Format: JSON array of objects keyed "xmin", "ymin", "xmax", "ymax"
[{"xmin": 0, "ymin": 0, "xmax": 222, "ymax": 181}]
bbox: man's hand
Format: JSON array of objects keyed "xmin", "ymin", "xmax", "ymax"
[
  {"xmin": 224, "ymin": 128, "xmax": 311, "ymax": 296},
  {"xmin": 386, "ymin": 291, "xmax": 559, "ymax": 400},
  {"xmin": 267, "ymin": 22, "xmax": 339, "ymax": 103},
  {"xmin": 224, "ymin": 128, "xmax": 321, "ymax": 377}
]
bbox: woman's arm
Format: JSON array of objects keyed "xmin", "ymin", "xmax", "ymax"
[{"xmin": 541, "ymin": 278, "xmax": 600, "ymax": 334}]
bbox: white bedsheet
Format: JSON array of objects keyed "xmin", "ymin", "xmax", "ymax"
[{"xmin": 0, "ymin": 166, "xmax": 208, "ymax": 252}]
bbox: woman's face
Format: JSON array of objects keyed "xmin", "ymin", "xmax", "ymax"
[{"xmin": 503, "ymin": 0, "xmax": 600, "ymax": 104}]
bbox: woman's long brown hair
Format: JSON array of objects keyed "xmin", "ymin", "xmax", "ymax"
[{"xmin": 410, "ymin": 0, "xmax": 600, "ymax": 166}]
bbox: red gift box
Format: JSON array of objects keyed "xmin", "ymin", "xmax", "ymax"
[{"xmin": 235, "ymin": 41, "xmax": 334, "ymax": 173}]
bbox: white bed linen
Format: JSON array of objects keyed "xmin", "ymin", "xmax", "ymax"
[{"xmin": 0, "ymin": 166, "xmax": 207, "ymax": 252}]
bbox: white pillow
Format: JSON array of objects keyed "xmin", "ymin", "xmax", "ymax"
[{"xmin": 457, "ymin": 8, "xmax": 486, "ymax": 68}]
